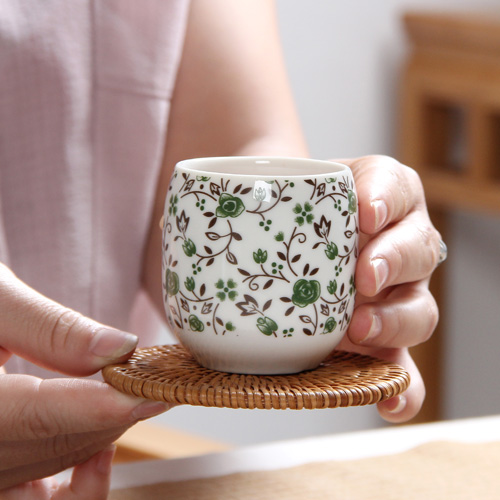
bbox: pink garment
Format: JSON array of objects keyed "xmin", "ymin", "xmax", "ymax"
[{"xmin": 0, "ymin": 0, "xmax": 190, "ymax": 376}]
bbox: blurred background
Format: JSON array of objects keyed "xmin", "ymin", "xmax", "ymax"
[{"xmin": 147, "ymin": 0, "xmax": 500, "ymax": 447}]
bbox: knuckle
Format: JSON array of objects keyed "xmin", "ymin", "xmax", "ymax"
[
  {"xmin": 36, "ymin": 433, "xmax": 73, "ymax": 461},
  {"xmin": 44, "ymin": 307, "xmax": 82, "ymax": 353},
  {"xmin": 25, "ymin": 409, "xmax": 53, "ymax": 440},
  {"xmin": 398, "ymin": 165, "xmax": 422, "ymax": 210},
  {"xmin": 382, "ymin": 309, "xmax": 404, "ymax": 348},
  {"xmin": 391, "ymin": 242, "xmax": 405, "ymax": 279},
  {"xmin": 412, "ymin": 288, "xmax": 439, "ymax": 345},
  {"xmin": 402, "ymin": 164, "xmax": 422, "ymax": 186},
  {"xmin": 423, "ymin": 292, "xmax": 439, "ymax": 342},
  {"xmin": 56, "ymin": 447, "xmax": 96, "ymax": 474},
  {"xmin": 415, "ymin": 224, "xmax": 441, "ymax": 273},
  {"xmin": 23, "ymin": 381, "xmax": 61, "ymax": 440}
]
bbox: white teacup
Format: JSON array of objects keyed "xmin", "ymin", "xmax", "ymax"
[{"xmin": 162, "ymin": 157, "xmax": 358, "ymax": 374}]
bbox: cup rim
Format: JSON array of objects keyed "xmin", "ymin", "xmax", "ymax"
[{"xmin": 175, "ymin": 156, "xmax": 350, "ymax": 179}]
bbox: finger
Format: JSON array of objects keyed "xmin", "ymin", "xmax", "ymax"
[
  {"xmin": 0, "ymin": 480, "xmax": 52, "ymax": 500},
  {"xmin": 355, "ymin": 212, "xmax": 442, "ymax": 296},
  {"xmin": 0, "ymin": 375, "xmax": 170, "ymax": 440},
  {"xmin": 1, "ymin": 425, "xmax": 128, "ymax": 471},
  {"xmin": 335, "ymin": 342, "xmax": 425, "ymax": 423},
  {"xmin": 54, "ymin": 445, "xmax": 116, "ymax": 500},
  {"xmin": 0, "ymin": 263, "xmax": 138, "ymax": 376},
  {"xmin": 342, "ymin": 155, "xmax": 426, "ymax": 234},
  {"xmin": 348, "ymin": 281, "xmax": 438, "ymax": 348},
  {"xmin": 375, "ymin": 348, "xmax": 425, "ymax": 423},
  {"xmin": 0, "ymin": 346, "xmax": 11, "ymax": 366},
  {"xmin": 0, "ymin": 439, "xmax": 118, "ymax": 491}
]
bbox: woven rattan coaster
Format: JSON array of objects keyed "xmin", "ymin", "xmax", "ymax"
[{"xmin": 102, "ymin": 344, "xmax": 410, "ymax": 410}]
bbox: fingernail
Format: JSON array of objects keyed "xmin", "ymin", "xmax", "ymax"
[
  {"xmin": 372, "ymin": 258, "xmax": 389, "ymax": 293},
  {"xmin": 96, "ymin": 444, "xmax": 116, "ymax": 475},
  {"xmin": 359, "ymin": 313, "xmax": 382, "ymax": 344},
  {"xmin": 132, "ymin": 401, "xmax": 170, "ymax": 421},
  {"xmin": 372, "ymin": 199, "xmax": 388, "ymax": 231},
  {"xmin": 387, "ymin": 395, "xmax": 407, "ymax": 414},
  {"xmin": 89, "ymin": 329, "xmax": 138, "ymax": 359}
]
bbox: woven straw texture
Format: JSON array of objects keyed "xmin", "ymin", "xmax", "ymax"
[{"xmin": 102, "ymin": 344, "xmax": 410, "ymax": 410}]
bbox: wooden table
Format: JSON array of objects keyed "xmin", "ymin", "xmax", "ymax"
[{"xmin": 106, "ymin": 415, "xmax": 500, "ymax": 498}]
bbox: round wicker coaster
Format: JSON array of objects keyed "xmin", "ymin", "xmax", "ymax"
[{"xmin": 102, "ymin": 344, "xmax": 410, "ymax": 410}]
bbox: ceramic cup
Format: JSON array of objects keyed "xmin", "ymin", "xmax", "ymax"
[{"xmin": 162, "ymin": 157, "xmax": 359, "ymax": 374}]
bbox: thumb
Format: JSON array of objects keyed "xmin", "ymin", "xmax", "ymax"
[{"xmin": 0, "ymin": 263, "xmax": 138, "ymax": 376}]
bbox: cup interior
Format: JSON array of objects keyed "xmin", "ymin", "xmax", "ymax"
[{"xmin": 176, "ymin": 157, "xmax": 348, "ymax": 178}]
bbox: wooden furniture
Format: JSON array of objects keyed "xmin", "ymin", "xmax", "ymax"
[
  {"xmin": 113, "ymin": 421, "xmax": 231, "ymax": 463},
  {"xmin": 399, "ymin": 11, "xmax": 500, "ymax": 422}
]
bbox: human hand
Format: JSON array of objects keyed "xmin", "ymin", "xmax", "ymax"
[
  {"xmin": 0, "ymin": 264, "xmax": 170, "ymax": 497},
  {"xmin": 335, "ymin": 155, "xmax": 441, "ymax": 423}
]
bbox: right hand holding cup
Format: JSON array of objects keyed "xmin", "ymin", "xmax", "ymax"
[{"xmin": 339, "ymin": 155, "xmax": 442, "ymax": 423}]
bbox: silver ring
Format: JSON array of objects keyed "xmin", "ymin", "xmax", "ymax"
[{"xmin": 437, "ymin": 239, "xmax": 448, "ymax": 266}]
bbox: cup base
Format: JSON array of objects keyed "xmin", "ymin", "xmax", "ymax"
[
  {"xmin": 190, "ymin": 351, "xmax": 325, "ymax": 375},
  {"xmin": 194, "ymin": 359, "xmax": 322, "ymax": 376}
]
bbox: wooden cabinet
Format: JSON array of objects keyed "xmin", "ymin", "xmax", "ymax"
[{"xmin": 399, "ymin": 11, "xmax": 500, "ymax": 422}]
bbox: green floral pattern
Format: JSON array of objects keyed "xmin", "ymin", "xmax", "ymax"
[
  {"xmin": 256, "ymin": 316, "xmax": 279, "ymax": 336},
  {"xmin": 165, "ymin": 269, "xmax": 179, "ymax": 296},
  {"xmin": 323, "ymin": 317, "xmax": 337, "ymax": 334},
  {"xmin": 348, "ymin": 190, "xmax": 357, "ymax": 214},
  {"xmin": 253, "ymin": 249, "xmax": 268, "ymax": 264},
  {"xmin": 188, "ymin": 314, "xmax": 204, "ymax": 332},
  {"xmin": 216, "ymin": 193, "xmax": 245, "ymax": 218},
  {"xmin": 215, "ymin": 279, "xmax": 238, "ymax": 301},
  {"xmin": 182, "ymin": 238, "xmax": 196, "ymax": 257},
  {"xmin": 291, "ymin": 279, "xmax": 321, "ymax": 308},
  {"xmin": 293, "ymin": 202, "xmax": 314, "ymax": 226},
  {"xmin": 162, "ymin": 166, "xmax": 358, "ymax": 346}
]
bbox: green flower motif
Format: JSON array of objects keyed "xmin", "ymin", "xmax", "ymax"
[
  {"xmin": 256, "ymin": 316, "xmax": 278, "ymax": 336},
  {"xmin": 185, "ymin": 276, "xmax": 195, "ymax": 292},
  {"xmin": 215, "ymin": 279, "xmax": 238, "ymax": 301},
  {"xmin": 226, "ymin": 322, "xmax": 236, "ymax": 332},
  {"xmin": 253, "ymin": 249, "xmax": 268, "ymax": 264},
  {"xmin": 215, "ymin": 193, "xmax": 246, "ymax": 218},
  {"xmin": 182, "ymin": 238, "xmax": 196, "ymax": 257},
  {"xmin": 349, "ymin": 275, "xmax": 356, "ymax": 296},
  {"xmin": 348, "ymin": 189, "xmax": 357, "ymax": 214},
  {"xmin": 188, "ymin": 314, "xmax": 204, "ymax": 332},
  {"xmin": 274, "ymin": 231, "xmax": 284, "ymax": 242},
  {"xmin": 196, "ymin": 175, "xmax": 211, "ymax": 181},
  {"xmin": 325, "ymin": 242, "xmax": 338, "ymax": 260},
  {"xmin": 327, "ymin": 280, "xmax": 337, "ymax": 295},
  {"xmin": 291, "ymin": 279, "xmax": 321, "ymax": 308},
  {"xmin": 293, "ymin": 202, "xmax": 314, "ymax": 226},
  {"xmin": 165, "ymin": 269, "xmax": 179, "ymax": 296},
  {"xmin": 168, "ymin": 194, "xmax": 178, "ymax": 216},
  {"xmin": 323, "ymin": 317, "xmax": 337, "ymax": 334}
]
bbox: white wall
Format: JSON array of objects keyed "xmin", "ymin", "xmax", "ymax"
[{"xmin": 152, "ymin": 0, "xmax": 500, "ymax": 446}]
